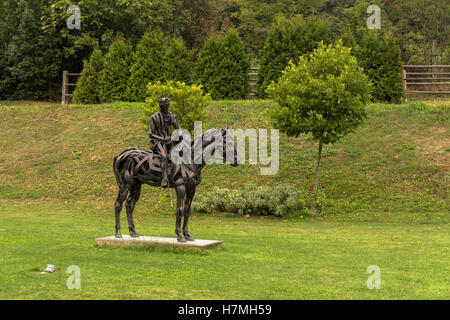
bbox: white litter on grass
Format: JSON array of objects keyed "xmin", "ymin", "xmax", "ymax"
[{"xmin": 40, "ymin": 264, "xmax": 56, "ymax": 274}]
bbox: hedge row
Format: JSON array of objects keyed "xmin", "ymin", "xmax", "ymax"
[
  {"xmin": 74, "ymin": 30, "xmax": 250, "ymax": 104},
  {"xmin": 73, "ymin": 33, "xmax": 191, "ymax": 104},
  {"xmin": 258, "ymin": 17, "xmax": 404, "ymax": 103},
  {"xmin": 74, "ymin": 23, "xmax": 405, "ymax": 104}
]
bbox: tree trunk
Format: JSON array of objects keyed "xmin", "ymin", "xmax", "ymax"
[{"xmin": 310, "ymin": 140, "xmax": 323, "ymax": 213}]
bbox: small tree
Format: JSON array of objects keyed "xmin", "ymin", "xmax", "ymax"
[
  {"xmin": 267, "ymin": 41, "xmax": 371, "ymax": 213},
  {"xmin": 143, "ymin": 81, "xmax": 211, "ymax": 134},
  {"xmin": 127, "ymin": 32, "xmax": 167, "ymax": 102},
  {"xmin": 194, "ymin": 31, "xmax": 250, "ymax": 100},
  {"xmin": 166, "ymin": 38, "xmax": 192, "ymax": 85},
  {"xmin": 73, "ymin": 49, "xmax": 104, "ymax": 104},
  {"xmin": 98, "ymin": 37, "xmax": 133, "ymax": 103}
]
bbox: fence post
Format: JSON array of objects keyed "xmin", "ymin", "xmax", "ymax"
[
  {"xmin": 61, "ymin": 70, "xmax": 68, "ymax": 105},
  {"xmin": 402, "ymin": 69, "xmax": 407, "ymax": 91},
  {"xmin": 432, "ymin": 40, "xmax": 437, "ymax": 83},
  {"xmin": 248, "ymin": 66, "xmax": 258, "ymax": 99}
]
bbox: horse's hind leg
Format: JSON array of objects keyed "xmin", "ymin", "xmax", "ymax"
[
  {"xmin": 126, "ymin": 183, "xmax": 141, "ymax": 237},
  {"xmin": 175, "ymin": 185, "xmax": 186, "ymax": 242},
  {"xmin": 183, "ymin": 188, "xmax": 195, "ymax": 241},
  {"xmin": 115, "ymin": 188, "xmax": 128, "ymax": 238}
]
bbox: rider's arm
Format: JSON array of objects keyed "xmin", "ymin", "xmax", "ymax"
[
  {"xmin": 148, "ymin": 116, "xmax": 165, "ymax": 141},
  {"xmin": 171, "ymin": 113, "xmax": 181, "ymax": 130}
]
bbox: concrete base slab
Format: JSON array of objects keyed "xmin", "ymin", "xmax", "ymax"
[{"xmin": 95, "ymin": 235, "xmax": 224, "ymax": 250}]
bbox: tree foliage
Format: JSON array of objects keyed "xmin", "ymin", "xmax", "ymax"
[
  {"xmin": 72, "ymin": 49, "xmax": 104, "ymax": 104},
  {"xmin": 216, "ymin": 30, "xmax": 250, "ymax": 99},
  {"xmin": 144, "ymin": 81, "xmax": 211, "ymax": 133},
  {"xmin": 98, "ymin": 38, "xmax": 133, "ymax": 103},
  {"xmin": 194, "ymin": 30, "xmax": 249, "ymax": 99},
  {"xmin": 0, "ymin": 0, "xmax": 447, "ymax": 100},
  {"xmin": 127, "ymin": 32, "xmax": 168, "ymax": 102},
  {"xmin": 268, "ymin": 41, "xmax": 371, "ymax": 144},
  {"xmin": 166, "ymin": 38, "xmax": 192, "ymax": 85},
  {"xmin": 193, "ymin": 36, "xmax": 223, "ymax": 98},
  {"xmin": 127, "ymin": 33, "xmax": 192, "ymax": 102},
  {"xmin": 257, "ymin": 16, "xmax": 331, "ymax": 97},
  {"xmin": 267, "ymin": 41, "xmax": 371, "ymax": 212},
  {"xmin": 353, "ymin": 32, "xmax": 405, "ymax": 103},
  {"xmin": 1, "ymin": 0, "xmax": 61, "ymax": 100}
]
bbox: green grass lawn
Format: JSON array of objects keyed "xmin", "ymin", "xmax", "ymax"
[
  {"xmin": 0, "ymin": 200, "xmax": 448, "ymax": 299},
  {"xmin": 0, "ymin": 99, "xmax": 448, "ymax": 299}
]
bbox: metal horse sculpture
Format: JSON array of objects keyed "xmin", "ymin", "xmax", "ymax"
[{"xmin": 113, "ymin": 129, "xmax": 238, "ymax": 242}]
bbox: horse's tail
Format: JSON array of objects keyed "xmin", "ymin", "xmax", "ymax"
[{"xmin": 113, "ymin": 149, "xmax": 135, "ymax": 190}]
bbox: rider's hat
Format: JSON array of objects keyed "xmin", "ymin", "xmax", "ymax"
[{"xmin": 158, "ymin": 97, "xmax": 170, "ymax": 106}]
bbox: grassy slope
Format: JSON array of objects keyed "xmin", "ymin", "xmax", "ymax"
[
  {"xmin": 0, "ymin": 100, "xmax": 448, "ymax": 213},
  {"xmin": 0, "ymin": 100, "xmax": 449, "ymax": 299}
]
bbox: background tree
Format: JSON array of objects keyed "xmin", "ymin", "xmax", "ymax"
[
  {"xmin": 194, "ymin": 31, "xmax": 249, "ymax": 99},
  {"xmin": 257, "ymin": 16, "xmax": 331, "ymax": 97},
  {"xmin": 1, "ymin": 0, "xmax": 61, "ymax": 100},
  {"xmin": 72, "ymin": 49, "xmax": 104, "ymax": 104},
  {"xmin": 193, "ymin": 36, "xmax": 224, "ymax": 98},
  {"xmin": 127, "ymin": 32, "xmax": 168, "ymax": 102},
  {"xmin": 267, "ymin": 41, "xmax": 371, "ymax": 213},
  {"xmin": 181, "ymin": 0, "xmax": 217, "ymax": 51},
  {"xmin": 215, "ymin": 30, "xmax": 250, "ymax": 99},
  {"xmin": 127, "ymin": 33, "xmax": 192, "ymax": 102},
  {"xmin": 166, "ymin": 38, "xmax": 192, "ymax": 85},
  {"xmin": 98, "ymin": 38, "xmax": 133, "ymax": 103},
  {"xmin": 0, "ymin": 0, "xmax": 447, "ymax": 101}
]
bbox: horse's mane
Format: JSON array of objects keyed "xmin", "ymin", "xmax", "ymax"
[{"xmin": 191, "ymin": 128, "xmax": 223, "ymax": 146}]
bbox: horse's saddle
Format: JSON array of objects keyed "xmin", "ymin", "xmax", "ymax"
[{"xmin": 122, "ymin": 148, "xmax": 197, "ymax": 184}]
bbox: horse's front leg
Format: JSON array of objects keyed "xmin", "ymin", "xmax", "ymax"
[
  {"xmin": 183, "ymin": 187, "xmax": 196, "ymax": 241},
  {"xmin": 175, "ymin": 185, "xmax": 186, "ymax": 242}
]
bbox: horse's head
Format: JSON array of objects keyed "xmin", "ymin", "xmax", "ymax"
[{"xmin": 220, "ymin": 128, "xmax": 239, "ymax": 167}]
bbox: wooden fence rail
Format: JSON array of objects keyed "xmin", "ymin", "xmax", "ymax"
[
  {"xmin": 61, "ymin": 70, "xmax": 81, "ymax": 104},
  {"xmin": 62, "ymin": 68, "xmax": 260, "ymax": 103},
  {"xmin": 403, "ymin": 65, "xmax": 450, "ymax": 94},
  {"xmin": 248, "ymin": 66, "xmax": 259, "ymax": 99}
]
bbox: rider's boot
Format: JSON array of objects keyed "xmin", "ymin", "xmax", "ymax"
[{"xmin": 161, "ymin": 156, "xmax": 169, "ymax": 188}]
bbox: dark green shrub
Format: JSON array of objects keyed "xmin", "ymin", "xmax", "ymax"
[
  {"xmin": 127, "ymin": 32, "xmax": 167, "ymax": 102},
  {"xmin": 98, "ymin": 38, "xmax": 133, "ymax": 103},
  {"xmin": 215, "ymin": 30, "xmax": 250, "ymax": 99},
  {"xmin": 194, "ymin": 30, "xmax": 249, "ymax": 99},
  {"xmin": 193, "ymin": 36, "xmax": 223, "ymax": 98},
  {"xmin": 166, "ymin": 38, "xmax": 192, "ymax": 85},
  {"xmin": 257, "ymin": 17, "xmax": 331, "ymax": 97},
  {"xmin": 127, "ymin": 33, "xmax": 192, "ymax": 102},
  {"xmin": 353, "ymin": 32, "xmax": 405, "ymax": 103},
  {"xmin": 73, "ymin": 49, "xmax": 104, "ymax": 104}
]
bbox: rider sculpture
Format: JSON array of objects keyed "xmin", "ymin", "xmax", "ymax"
[
  {"xmin": 113, "ymin": 97, "xmax": 239, "ymax": 241},
  {"xmin": 148, "ymin": 97, "xmax": 180, "ymax": 188}
]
